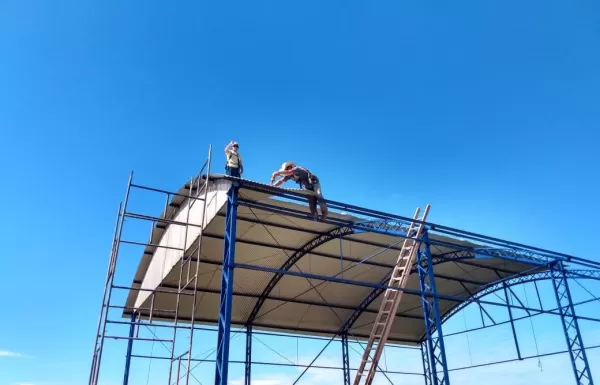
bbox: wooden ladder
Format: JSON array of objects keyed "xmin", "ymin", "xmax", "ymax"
[{"xmin": 352, "ymin": 205, "xmax": 431, "ymax": 385}]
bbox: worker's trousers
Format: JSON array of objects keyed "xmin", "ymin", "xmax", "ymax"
[
  {"xmin": 226, "ymin": 166, "xmax": 241, "ymax": 178},
  {"xmin": 307, "ymin": 182, "xmax": 328, "ymax": 219}
]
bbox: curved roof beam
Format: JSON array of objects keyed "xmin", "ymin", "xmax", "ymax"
[
  {"xmin": 245, "ymin": 225, "xmax": 355, "ymax": 325},
  {"xmin": 471, "ymin": 246, "xmax": 561, "ymax": 266},
  {"xmin": 339, "ymin": 249, "xmax": 477, "ymax": 335},
  {"xmin": 433, "ymin": 268, "xmax": 600, "ymax": 339},
  {"xmin": 245, "ymin": 219, "xmax": 415, "ymax": 325}
]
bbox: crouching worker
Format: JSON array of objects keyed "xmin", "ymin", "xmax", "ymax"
[
  {"xmin": 224, "ymin": 141, "xmax": 243, "ymax": 177},
  {"xmin": 270, "ymin": 162, "xmax": 328, "ymax": 221}
]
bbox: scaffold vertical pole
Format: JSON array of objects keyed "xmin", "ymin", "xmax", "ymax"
[
  {"xmin": 88, "ymin": 202, "xmax": 122, "ymax": 385},
  {"xmin": 91, "ymin": 172, "xmax": 133, "ymax": 385},
  {"xmin": 420, "ymin": 342, "xmax": 432, "ymax": 385},
  {"xmin": 342, "ymin": 334, "xmax": 351, "ymax": 385},
  {"xmin": 215, "ymin": 183, "xmax": 239, "ymax": 385},
  {"xmin": 185, "ymin": 145, "xmax": 213, "ymax": 385},
  {"xmin": 168, "ymin": 175, "xmax": 195, "ymax": 385},
  {"xmin": 416, "ymin": 230, "xmax": 451, "ymax": 385},
  {"xmin": 551, "ymin": 261, "xmax": 595, "ymax": 385},
  {"xmin": 122, "ymin": 312, "xmax": 136, "ymax": 385},
  {"xmin": 503, "ymin": 282, "xmax": 522, "ymax": 360},
  {"xmin": 245, "ymin": 326, "xmax": 252, "ymax": 385}
]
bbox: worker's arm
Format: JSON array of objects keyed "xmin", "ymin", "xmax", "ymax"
[
  {"xmin": 271, "ymin": 176, "xmax": 287, "ymax": 186},
  {"xmin": 270, "ymin": 169, "xmax": 292, "ymax": 183}
]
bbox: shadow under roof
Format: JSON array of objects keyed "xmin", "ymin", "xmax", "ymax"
[{"xmin": 123, "ymin": 175, "xmax": 548, "ymax": 346}]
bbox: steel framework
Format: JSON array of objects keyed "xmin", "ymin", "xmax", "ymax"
[{"xmin": 88, "ymin": 144, "xmax": 600, "ymax": 385}]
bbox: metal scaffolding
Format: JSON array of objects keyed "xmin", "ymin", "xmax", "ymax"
[{"xmin": 88, "ymin": 144, "xmax": 600, "ymax": 385}]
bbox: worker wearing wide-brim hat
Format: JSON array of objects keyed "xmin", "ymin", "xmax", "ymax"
[
  {"xmin": 270, "ymin": 161, "xmax": 328, "ymax": 221},
  {"xmin": 224, "ymin": 140, "xmax": 243, "ymax": 178}
]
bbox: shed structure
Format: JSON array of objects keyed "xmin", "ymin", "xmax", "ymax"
[
  {"xmin": 89, "ymin": 169, "xmax": 599, "ymax": 385},
  {"xmin": 123, "ymin": 177, "xmax": 545, "ymax": 345}
]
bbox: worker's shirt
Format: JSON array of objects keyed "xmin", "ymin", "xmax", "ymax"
[
  {"xmin": 283, "ymin": 167, "xmax": 318, "ymax": 189},
  {"xmin": 226, "ymin": 150, "xmax": 242, "ymax": 168}
]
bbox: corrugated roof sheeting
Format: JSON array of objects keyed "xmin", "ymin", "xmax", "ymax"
[{"xmin": 125, "ymin": 176, "xmax": 547, "ymax": 346}]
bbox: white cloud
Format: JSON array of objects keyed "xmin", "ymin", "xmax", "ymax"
[{"xmin": 0, "ymin": 350, "xmax": 27, "ymax": 358}]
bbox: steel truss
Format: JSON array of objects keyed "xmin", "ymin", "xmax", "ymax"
[
  {"xmin": 416, "ymin": 231, "xmax": 450, "ymax": 385},
  {"xmin": 552, "ymin": 262, "xmax": 595, "ymax": 385},
  {"xmin": 342, "ymin": 333, "xmax": 351, "ymax": 385},
  {"xmin": 215, "ymin": 184, "xmax": 239, "ymax": 385},
  {"xmin": 88, "ymin": 149, "xmax": 600, "ymax": 385}
]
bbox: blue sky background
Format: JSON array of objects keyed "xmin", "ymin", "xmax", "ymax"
[{"xmin": 1, "ymin": 0, "xmax": 600, "ymax": 384}]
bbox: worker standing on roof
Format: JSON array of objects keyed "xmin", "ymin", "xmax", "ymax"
[
  {"xmin": 270, "ymin": 162, "xmax": 328, "ymax": 221},
  {"xmin": 224, "ymin": 140, "xmax": 243, "ymax": 178}
]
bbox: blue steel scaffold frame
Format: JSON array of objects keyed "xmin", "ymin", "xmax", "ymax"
[
  {"xmin": 215, "ymin": 184, "xmax": 239, "ymax": 385},
  {"xmin": 122, "ymin": 312, "xmax": 136, "ymax": 385},
  {"xmin": 503, "ymin": 282, "xmax": 523, "ymax": 360},
  {"xmin": 416, "ymin": 231, "xmax": 451, "ymax": 385},
  {"xmin": 551, "ymin": 261, "xmax": 595, "ymax": 385},
  {"xmin": 341, "ymin": 333, "xmax": 351, "ymax": 385},
  {"xmin": 245, "ymin": 326, "xmax": 252, "ymax": 385},
  {"xmin": 421, "ymin": 342, "xmax": 433, "ymax": 385}
]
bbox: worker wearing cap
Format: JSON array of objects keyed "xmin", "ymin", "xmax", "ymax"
[
  {"xmin": 270, "ymin": 162, "xmax": 328, "ymax": 221},
  {"xmin": 224, "ymin": 140, "xmax": 243, "ymax": 178}
]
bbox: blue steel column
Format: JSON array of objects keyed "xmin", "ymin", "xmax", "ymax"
[
  {"xmin": 122, "ymin": 312, "xmax": 136, "ymax": 385},
  {"xmin": 503, "ymin": 282, "xmax": 522, "ymax": 360},
  {"xmin": 420, "ymin": 342, "xmax": 432, "ymax": 385},
  {"xmin": 245, "ymin": 326, "xmax": 252, "ymax": 385},
  {"xmin": 551, "ymin": 261, "xmax": 595, "ymax": 385},
  {"xmin": 416, "ymin": 231, "xmax": 451, "ymax": 385},
  {"xmin": 215, "ymin": 185, "xmax": 239, "ymax": 385},
  {"xmin": 341, "ymin": 334, "xmax": 351, "ymax": 385}
]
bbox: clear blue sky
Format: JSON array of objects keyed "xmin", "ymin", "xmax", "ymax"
[{"xmin": 1, "ymin": 0, "xmax": 600, "ymax": 384}]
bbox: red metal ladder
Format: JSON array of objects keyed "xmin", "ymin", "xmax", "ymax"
[{"xmin": 352, "ymin": 204, "xmax": 431, "ymax": 385}]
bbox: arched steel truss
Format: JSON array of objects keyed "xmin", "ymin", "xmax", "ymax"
[
  {"xmin": 245, "ymin": 225, "xmax": 356, "ymax": 324},
  {"xmin": 243, "ymin": 211, "xmax": 573, "ymax": 336},
  {"xmin": 339, "ymin": 250, "xmax": 477, "ymax": 335},
  {"xmin": 439, "ymin": 268, "xmax": 600, "ymax": 332},
  {"xmin": 245, "ymin": 218, "xmax": 415, "ymax": 325}
]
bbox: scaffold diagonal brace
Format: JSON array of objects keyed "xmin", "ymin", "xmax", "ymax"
[{"xmin": 551, "ymin": 262, "xmax": 595, "ymax": 385}]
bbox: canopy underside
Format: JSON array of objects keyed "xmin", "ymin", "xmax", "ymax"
[{"xmin": 123, "ymin": 176, "xmax": 544, "ymax": 345}]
